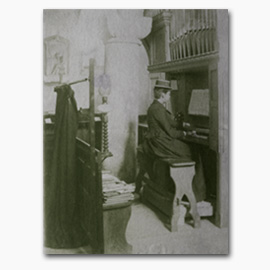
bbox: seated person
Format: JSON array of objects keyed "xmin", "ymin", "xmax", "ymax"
[
  {"xmin": 143, "ymin": 79, "xmax": 191, "ymax": 161},
  {"xmin": 136, "ymin": 79, "xmax": 206, "ymax": 202}
]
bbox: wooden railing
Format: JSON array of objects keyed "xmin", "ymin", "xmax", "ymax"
[
  {"xmin": 169, "ymin": 10, "xmax": 217, "ymax": 60},
  {"xmin": 76, "ymin": 138, "xmax": 104, "ymax": 254}
]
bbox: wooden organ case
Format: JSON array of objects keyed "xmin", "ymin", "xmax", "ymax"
[{"xmin": 142, "ymin": 10, "xmax": 229, "ymax": 228}]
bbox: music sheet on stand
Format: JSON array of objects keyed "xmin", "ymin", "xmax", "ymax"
[{"xmin": 188, "ymin": 89, "xmax": 210, "ymax": 117}]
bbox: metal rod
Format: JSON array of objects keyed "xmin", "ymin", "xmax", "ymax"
[
  {"xmin": 68, "ymin": 78, "xmax": 88, "ymax": 86},
  {"xmin": 54, "ymin": 78, "xmax": 89, "ymax": 91}
]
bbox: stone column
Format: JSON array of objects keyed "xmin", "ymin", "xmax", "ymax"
[{"xmin": 103, "ymin": 10, "xmax": 152, "ymax": 182}]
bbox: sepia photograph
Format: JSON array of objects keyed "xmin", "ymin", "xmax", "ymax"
[
  {"xmin": 3, "ymin": 0, "xmax": 270, "ymax": 268},
  {"xmin": 43, "ymin": 9, "xmax": 229, "ymax": 255}
]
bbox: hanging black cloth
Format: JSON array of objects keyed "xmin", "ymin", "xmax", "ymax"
[{"xmin": 45, "ymin": 84, "xmax": 88, "ymax": 249}]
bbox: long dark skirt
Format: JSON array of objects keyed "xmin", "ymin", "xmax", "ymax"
[{"xmin": 141, "ymin": 137, "xmax": 206, "ymax": 202}]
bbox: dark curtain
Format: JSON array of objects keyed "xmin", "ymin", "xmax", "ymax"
[{"xmin": 45, "ymin": 85, "xmax": 88, "ymax": 249}]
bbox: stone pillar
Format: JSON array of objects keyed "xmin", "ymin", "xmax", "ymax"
[
  {"xmin": 103, "ymin": 10, "xmax": 152, "ymax": 182},
  {"xmin": 216, "ymin": 10, "xmax": 229, "ymax": 228}
]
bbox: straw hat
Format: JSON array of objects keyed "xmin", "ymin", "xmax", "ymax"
[{"xmin": 154, "ymin": 79, "xmax": 172, "ymax": 90}]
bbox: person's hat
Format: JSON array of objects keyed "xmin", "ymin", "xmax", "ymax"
[{"xmin": 154, "ymin": 79, "xmax": 172, "ymax": 90}]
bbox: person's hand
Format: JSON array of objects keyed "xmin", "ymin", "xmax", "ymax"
[
  {"xmin": 183, "ymin": 122, "xmax": 190, "ymax": 128},
  {"xmin": 175, "ymin": 112, "xmax": 184, "ymax": 122},
  {"xmin": 187, "ymin": 130, "xmax": 196, "ymax": 137}
]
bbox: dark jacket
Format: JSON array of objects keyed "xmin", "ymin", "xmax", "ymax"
[{"xmin": 143, "ymin": 100, "xmax": 192, "ymax": 161}]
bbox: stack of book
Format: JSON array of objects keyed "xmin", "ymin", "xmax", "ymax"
[{"xmin": 102, "ymin": 173, "xmax": 135, "ymax": 206}]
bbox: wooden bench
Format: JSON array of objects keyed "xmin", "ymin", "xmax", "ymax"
[
  {"xmin": 162, "ymin": 159, "xmax": 200, "ymax": 230},
  {"xmin": 137, "ymin": 147, "xmax": 200, "ymax": 231}
]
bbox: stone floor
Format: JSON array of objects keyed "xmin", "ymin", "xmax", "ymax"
[
  {"xmin": 44, "ymin": 201, "xmax": 228, "ymax": 255},
  {"xmin": 126, "ymin": 202, "xmax": 228, "ymax": 254}
]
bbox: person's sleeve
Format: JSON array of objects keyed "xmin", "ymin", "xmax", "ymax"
[
  {"xmin": 153, "ymin": 108, "xmax": 185, "ymax": 139},
  {"xmin": 169, "ymin": 115, "xmax": 180, "ymax": 128}
]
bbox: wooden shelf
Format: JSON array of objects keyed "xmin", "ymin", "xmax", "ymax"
[{"xmin": 148, "ymin": 52, "xmax": 219, "ymax": 73}]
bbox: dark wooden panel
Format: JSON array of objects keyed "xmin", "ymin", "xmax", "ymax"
[
  {"xmin": 76, "ymin": 120, "xmax": 102, "ymax": 151},
  {"xmin": 148, "ymin": 53, "xmax": 218, "ymax": 73},
  {"xmin": 76, "ymin": 138, "xmax": 104, "ymax": 254},
  {"xmin": 209, "ymin": 66, "xmax": 219, "ymax": 151}
]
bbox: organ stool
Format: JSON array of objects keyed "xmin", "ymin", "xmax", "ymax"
[{"xmin": 161, "ymin": 159, "xmax": 200, "ymax": 231}]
